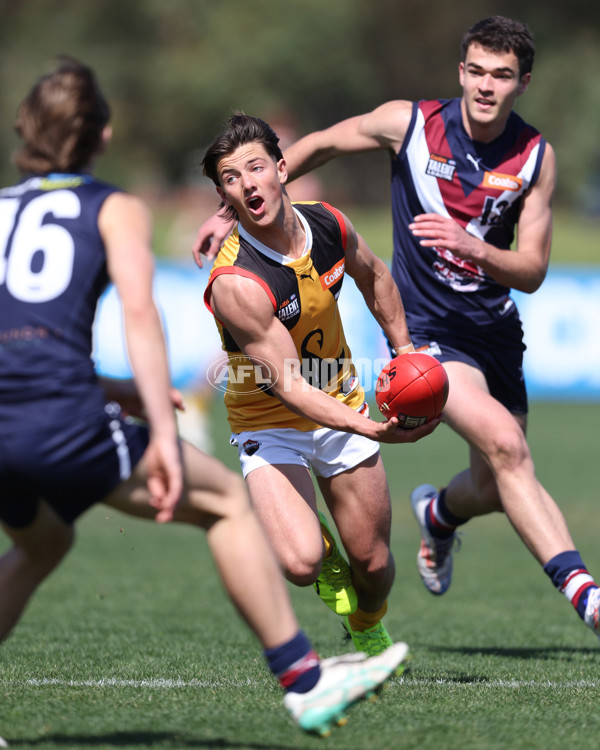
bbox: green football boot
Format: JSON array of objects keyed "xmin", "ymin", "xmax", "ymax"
[{"xmin": 313, "ymin": 511, "xmax": 358, "ymax": 616}]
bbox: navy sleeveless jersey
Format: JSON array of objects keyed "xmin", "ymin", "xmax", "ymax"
[
  {"xmin": 0, "ymin": 173, "xmax": 120, "ymax": 424},
  {"xmin": 390, "ymin": 98, "xmax": 546, "ymax": 332}
]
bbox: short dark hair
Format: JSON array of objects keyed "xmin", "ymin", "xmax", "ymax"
[
  {"xmin": 13, "ymin": 56, "xmax": 110, "ymax": 174},
  {"xmin": 461, "ymin": 16, "xmax": 535, "ymax": 77},
  {"xmin": 202, "ymin": 113, "xmax": 284, "ymax": 222}
]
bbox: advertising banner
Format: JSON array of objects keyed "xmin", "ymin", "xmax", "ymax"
[{"xmin": 93, "ymin": 263, "xmax": 600, "ymax": 401}]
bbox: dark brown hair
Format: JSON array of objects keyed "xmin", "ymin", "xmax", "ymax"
[
  {"xmin": 203, "ymin": 113, "xmax": 283, "ymax": 222},
  {"xmin": 13, "ymin": 56, "xmax": 111, "ymax": 174},
  {"xmin": 461, "ymin": 16, "xmax": 535, "ymax": 77}
]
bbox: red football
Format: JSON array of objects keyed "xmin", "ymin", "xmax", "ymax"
[{"xmin": 375, "ymin": 352, "xmax": 449, "ymax": 428}]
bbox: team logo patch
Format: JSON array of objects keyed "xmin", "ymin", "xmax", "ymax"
[
  {"xmin": 482, "ymin": 171, "xmax": 522, "ymax": 192},
  {"xmin": 242, "ymin": 439, "xmax": 261, "ymax": 456},
  {"xmin": 320, "ymin": 259, "xmax": 345, "ymax": 290},
  {"xmin": 278, "ymin": 294, "xmax": 300, "ymax": 321},
  {"xmin": 426, "ymin": 154, "xmax": 456, "ymax": 181}
]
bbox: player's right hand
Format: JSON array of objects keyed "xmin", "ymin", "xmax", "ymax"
[{"xmin": 375, "ymin": 414, "xmax": 442, "ymax": 444}]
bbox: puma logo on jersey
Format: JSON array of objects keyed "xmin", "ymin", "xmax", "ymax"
[
  {"xmin": 426, "ymin": 154, "xmax": 456, "ymax": 181},
  {"xmin": 483, "ymin": 171, "xmax": 523, "ymax": 191},
  {"xmin": 466, "ymin": 153, "xmax": 482, "ymax": 171}
]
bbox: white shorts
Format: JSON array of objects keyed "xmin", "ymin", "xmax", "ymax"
[{"xmin": 230, "ymin": 409, "xmax": 379, "ymax": 479}]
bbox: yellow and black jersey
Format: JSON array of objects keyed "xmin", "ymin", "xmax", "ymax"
[{"xmin": 204, "ymin": 201, "xmax": 365, "ymax": 432}]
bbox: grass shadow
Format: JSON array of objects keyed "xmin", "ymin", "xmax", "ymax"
[
  {"xmin": 7, "ymin": 732, "xmax": 316, "ymax": 749},
  {"xmin": 426, "ymin": 644, "xmax": 599, "ymax": 660}
]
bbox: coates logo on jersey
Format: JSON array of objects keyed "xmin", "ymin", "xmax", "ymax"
[
  {"xmin": 320, "ymin": 259, "xmax": 345, "ymax": 291},
  {"xmin": 483, "ymin": 171, "xmax": 522, "ymax": 192}
]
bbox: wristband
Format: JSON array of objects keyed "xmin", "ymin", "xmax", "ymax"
[{"xmin": 393, "ymin": 343, "xmax": 415, "ymax": 356}]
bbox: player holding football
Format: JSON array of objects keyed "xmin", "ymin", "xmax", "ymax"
[
  {"xmin": 194, "ymin": 17, "xmax": 600, "ymax": 640},
  {"xmin": 201, "ymin": 113, "xmax": 439, "ymax": 658},
  {"xmin": 0, "ymin": 58, "xmax": 411, "ymax": 740}
]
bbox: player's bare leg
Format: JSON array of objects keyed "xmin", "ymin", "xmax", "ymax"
[
  {"xmin": 246, "ymin": 463, "xmax": 358, "ymax": 616},
  {"xmin": 414, "ymin": 360, "xmax": 599, "ymax": 638},
  {"xmin": 105, "ymin": 441, "xmax": 299, "ymax": 648},
  {"xmin": 320, "ymin": 453, "xmax": 394, "ymax": 609},
  {"xmin": 320, "ymin": 453, "xmax": 396, "ymax": 655},
  {"xmin": 442, "ymin": 361, "xmax": 574, "ymax": 564},
  {"xmin": 245, "ymin": 464, "xmax": 323, "ymax": 586},
  {"xmin": 0, "ymin": 502, "xmax": 74, "ymax": 642}
]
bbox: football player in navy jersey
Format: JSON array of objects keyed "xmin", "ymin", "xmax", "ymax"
[
  {"xmin": 194, "ymin": 17, "xmax": 600, "ymax": 641},
  {"xmin": 0, "ymin": 58, "xmax": 410, "ymax": 739}
]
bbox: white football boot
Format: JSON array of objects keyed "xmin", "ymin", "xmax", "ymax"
[
  {"xmin": 410, "ymin": 484, "xmax": 460, "ymax": 595},
  {"xmin": 283, "ymin": 642, "xmax": 409, "ymax": 736}
]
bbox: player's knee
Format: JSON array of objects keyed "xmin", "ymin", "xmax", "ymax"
[
  {"xmin": 351, "ymin": 545, "xmax": 395, "ymax": 585},
  {"xmin": 285, "ymin": 564, "xmax": 320, "ymax": 587},
  {"xmin": 488, "ymin": 427, "xmax": 530, "ymax": 473},
  {"xmin": 280, "ymin": 542, "xmax": 323, "ymax": 586}
]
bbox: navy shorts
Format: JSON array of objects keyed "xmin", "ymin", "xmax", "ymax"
[
  {"xmin": 0, "ymin": 401, "xmax": 149, "ymax": 528},
  {"xmin": 404, "ymin": 316, "xmax": 528, "ymax": 415}
]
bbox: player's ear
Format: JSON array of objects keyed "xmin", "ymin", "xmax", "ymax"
[
  {"xmin": 278, "ymin": 157, "xmax": 288, "ymax": 185},
  {"xmin": 96, "ymin": 125, "xmax": 112, "ymax": 156},
  {"xmin": 216, "ymin": 186, "xmax": 230, "ymax": 206},
  {"xmin": 517, "ymin": 72, "xmax": 531, "ymax": 96}
]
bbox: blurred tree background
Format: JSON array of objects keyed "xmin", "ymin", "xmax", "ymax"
[{"xmin": 1, "ymin": 0, "xmax": 599, "ymax": 238}]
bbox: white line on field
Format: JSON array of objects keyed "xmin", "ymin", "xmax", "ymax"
[
  {"xmin": 14, "ymin": 678, "xmax": 257, "ymax": 688},
  {"xmin": 1, "ymin": 676, "xmax": 598, "ymax": 690}
]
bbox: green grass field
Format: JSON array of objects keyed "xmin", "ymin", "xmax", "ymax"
[{"xmin": 1, "ymin": 399, "xmax": 599, "ymax": 749}]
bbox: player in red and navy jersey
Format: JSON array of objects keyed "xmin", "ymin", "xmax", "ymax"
[
  {"xmin": 194, "ymin": 17, "xmax": 600, "ymax": 641},
  {"xmin": 0, "ymin": 59, "xmax": 410, "ymax": 739}
]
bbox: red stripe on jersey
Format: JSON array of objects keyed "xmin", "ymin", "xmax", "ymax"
[
  {"xmin": 502, "ymin": 127, "xmax": 543, "ymax": 172},
  {"xmin": 321, "ymin": 202, "xmax": 347, "ymax": 250},
  {"xmin": 204, "ymin": 266, "xmax": 278, "ymax": 319}
]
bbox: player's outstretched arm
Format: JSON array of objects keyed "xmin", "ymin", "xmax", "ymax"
[{"xmin": 283, "ymin": 100, "xmax": 413, "ymax": 182}]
